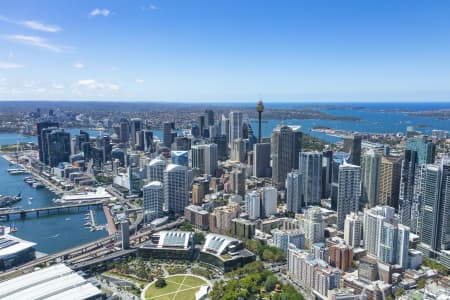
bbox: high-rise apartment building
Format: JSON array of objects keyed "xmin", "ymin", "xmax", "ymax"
[
  {"xmin": 271, "ymin": 125, "xmax": 302, "ymax": 188},
  {"xmin": 285, "ymin": 171, "xmax": 303, "ymax": 214},
  {"xmin": 163, "ymin": 164, "xmax": 189, "ymax": 214},
  {"xmin": 36, "ymin": 121, "xmax": 59, "ymax": 163},
  {"xmin": 143, "ymin": 181, "xmax": 164, "ymax": 223},
  {"xmin": 147, "ymin": 158, "xmax": 167, "ymax": 182},
  {"xmin": 245, "ymin": 190, "xmax": 260, "ymax": 220},
  {"xmin": 191, "ymin": 144, "xmax": 218, "ymax": 175},
  {"xmin": 337, "ymin": 162, "xmax": 361, "ymax": 231},
  {"xmin": 231, "ymin": 138, "xmax": 246, "ymax": 163},
  {"xmin": 344, "ymin": 212, "xmax": 362, "ymax": 248},
  {"xmin": 228, "ymin": 111, "xmax": 243, "ymax": 147},
  {"xmin": 361, "ymin": 149, "xmax": 381, "ymax": 207},
  {"xmin": 304, "ymin": 207, "xmax": 324, "ymax": 249},
  {"xmin": 377, "ymin": 155, "xmax": 402, "ymax": 208},
  {"xmin": 253, "ymin": 143, "xmax": 271, "ymax": 178},
  {"xmin": 343, "ymin": 134, "xmax": 362, "ymax": 166},
  {"xmin": 299, "ymin": 152, "xmax": 322, "ymax": 206}
]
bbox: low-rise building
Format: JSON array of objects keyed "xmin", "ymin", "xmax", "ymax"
[
  {"xmin": 0, "ymin": 264, "xmax": 105, "ymax": 299},
  {"xmin": 199, "ymin": 233, "xmax": 256, "ymax": 272},
  {"xmin": 231, "ymin": 218, "xmax": 256, "ymax": 240},
  {"xmin": 184, "ymin": 205, "xmax": 209, "ymax": 231},
  {"xmin": 138, "ymin": 231, "xmax": 194, "ymax": 261}
]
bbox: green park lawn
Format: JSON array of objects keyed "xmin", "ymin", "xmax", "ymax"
[{"xmin": 144, "ymin": 274, "xmax": 208, "ymax": 300}]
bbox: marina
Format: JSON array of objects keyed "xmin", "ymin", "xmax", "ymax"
[{"xmin": 0, "ymin": 152, "xmax": 108, "ymax": 254}]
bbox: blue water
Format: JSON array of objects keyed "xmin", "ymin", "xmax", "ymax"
[
  {"xmin": 0, "ymin": 158, "xmax": 107, "ymax": 254},
  {"xmin": 250, "ymin": 104, "xmax": 450, "ymax": 143}
]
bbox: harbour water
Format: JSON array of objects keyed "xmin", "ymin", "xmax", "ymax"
[
  {"xmin": 0, "ymin": 157, "xmax": 107, "ymax": 254},
  {"xmin": 251, "ymin": 104, "xmax": 450, "ymax": 143}
]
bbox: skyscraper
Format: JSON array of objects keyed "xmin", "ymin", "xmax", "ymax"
[
  {"xmin": 271, "ymin": 125, "xmax": 302, "ymax": 188},
  {"xmin": 231, "ymin": 138, "xmax": 246, "ymax": 163},
  {"xmin": 45, "ymin": 129, "xmax": 71, "ymax": 167},
  {"xmin": 321, "ymin": 149, "xmax": 333, "ymax": 199},
  {"xmin": 337, "ymin": 162, "xmax": 361, "ymax": 231},
  {"xmin": 363, "ymin": 205, "xmax": 396, "ymax": 257},
  {"xmin": 419, "ymin": 160, "xmax": 450, "ymax": 256},
  {"xmin": 406, "ymin": 136, "xmax": 436, "ymax": 165},
  {"xmin": 377, "ymin": 155, "xmax": 402, "ymax": 208},
  {"xmin": 230, "ymin": 166, "xmax": 246, "ymax": 197},
  {"xmin": 304, "ymin": 207, "xmax": 325, "ymax": 249},
  {"xmin": 147, "ymin": 158, "xmax": 167, "ymax": 182},
  {"xmin": 130, "ymin": 118, "xmax": 142, "ymax": 149},
  {"xmin": 171, "ymin": 151, "xmax": 189, "ymax": 166},
  {"xmin": 253, "ymin": 143, "xmax": 271, "ymax": 178},
  {"xmin": 399, "ymin": 137, "xmax": 435, "ymax": 228},
  {"xmin": 331, "ymin": 152, "xmax": 350, "ymax": 210},
  {"xmin": 262, "ymin": 186, "xmax": 277, "ymax": 217},
  {"xmin": 378, "ymin": 222, "xmax": 410, "ymax": 268},
  {"xmin": 344, "ymin": 212, "xmax": 362, "ymax": 248},
  {"xmin": 228, "ymin": 111, "xmax": 243, "ymax": 147},
  {"xmin": 245, "ymin": 190, "xmax": 260, "ymax": 220},
  {"xmin": 299, "ymin": 152, "xmax": 322, "ymax": 206},
  {"xmin": 119, "ymin": 118, "xmax": 129, "ymax": 144},
  {"xmin": 210, "ymin": 135, "xmax": 228, "ymax": 161},
  {"xmin": 143, "ymin": 181, "xmax": 164, "ymax": 223},
  {"xmin": 221, "ymin": 114, "xmax": 229, "ymax": 144},
  {"xmin": 164, "ymin": 164, "xmax": 189, "ymax": 214},
  {"xmin": 361, "ymin": 149, "xmax": 381, "ymax": 208},
  {"xmin": 163, "ymin": 122, "xmax": 175, "ymax": 148},
  {"xmin": 205, "ymin": 109, "xmax": 215, "ymax": 126},
  {"xmin": 36, "ymin": 121, "xmax": 59, "ymax": 163},
  {"xmin": 285, "ymin": 171, "xmax": 303, "ymax": 214},
  {"xmin": 343, "ymin": 134, "xmax": 362, "ymax": 166},
  {"xmin": 191, "ymin": 144, "xmax": 218, "ymax": 175}
]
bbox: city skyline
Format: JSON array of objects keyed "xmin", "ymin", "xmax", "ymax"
[{"xmin": 1, "ymin": 0, "xmax": 450, "ymax": 102}]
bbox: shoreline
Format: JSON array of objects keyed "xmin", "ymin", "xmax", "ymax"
[{"xmin": 1, "ymin": 153, "xmax": 64, "ymax": 196}]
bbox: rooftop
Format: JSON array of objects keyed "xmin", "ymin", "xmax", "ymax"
[
  {"xmin": 202, "ymin": 233, "xmax": 238, "ymax": 256},
  {"xmin": 0, "ymin": 264, "xmax": 103, "ymax": 300},
  {"xmin": 0, "ymin": 234, "xmax": 36, "ymax": 258}
]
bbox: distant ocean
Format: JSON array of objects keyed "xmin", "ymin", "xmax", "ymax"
[{"xmin": 250, "ymin": 102, "xmax": 450, "ymax": 143}]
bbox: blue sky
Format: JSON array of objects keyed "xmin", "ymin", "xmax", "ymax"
[{"xmin": 1, "ymin": 0, "xmax": 450, "ymax": 102}]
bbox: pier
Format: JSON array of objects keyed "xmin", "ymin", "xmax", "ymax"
[{"xmin": 0, "ymin": 201, "xmax": 104, "ymax": 220}]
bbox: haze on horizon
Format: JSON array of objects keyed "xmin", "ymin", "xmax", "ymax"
[{"xmin": 1, "ymin": 0, "xmax": 450, "ymax": 103}]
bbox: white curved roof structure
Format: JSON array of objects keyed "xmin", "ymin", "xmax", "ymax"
[
  {"xmin": 202, "ymin": 233, "xmax": 238, "ymax": 256},
  {"xmin": 157, "ymin": 231, "xmax": 193, "ymax": 249}
]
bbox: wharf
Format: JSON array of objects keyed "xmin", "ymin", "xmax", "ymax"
[{"xmin": 103, "ymin": 204, "xmax": 117, "ymax": 235}]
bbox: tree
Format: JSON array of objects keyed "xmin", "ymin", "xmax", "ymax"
[
  {"xmin": 155, "ymin": 278, "xmax": 166, "ymax": 288},
  {"xmin": 264, "ymin": 275, "xmax": 278, "ymax": 292},
  {"xmin": 395, "ymin": 287, "xmax": 405, "ymax": 299},
  {"xmin": 194, "ymin": 232, "xmax": 205, "ymax": 244},
  {"xmin": 417, "ymin": 279, "xmax": 426, "ymax": 289}
]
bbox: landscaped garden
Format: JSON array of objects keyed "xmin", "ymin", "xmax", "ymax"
[{"xmin": 143, "ymin": 274, "xmax": 209, "ymax": 300}]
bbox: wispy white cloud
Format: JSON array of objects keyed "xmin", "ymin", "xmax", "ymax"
[
  {"xmin": 73, "ymin": 62, "xmax": 85, "ymax": 69},
  {"xmin": 0, "ymin": 61, "xmax": 24, "ymax": 69},
  {"xmin": 136, "ymin": 78, "xmax": 144, "ymax": 84},
  {"xmin": 0, "ymin": 15, "xmax": 62, "ymax": 32},
  {"xmin": 141, "ymin": 4, "xmax": 158, "ymax": 11},
  {"xmin": 90, "ymin": 9, "xmax": 111, "ymax": 17},
  {"xmin": 2, "ymin": 34, "xmax": 67, "ymax": 52},
  {"xmin": 74, "ymin": 79, "xmax": 119, "ymax": 91},
  {"xmin": 22, "ymin": 20, "xmax": 62, "ymax": 33}
]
